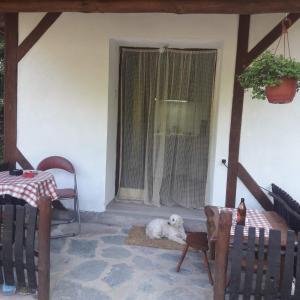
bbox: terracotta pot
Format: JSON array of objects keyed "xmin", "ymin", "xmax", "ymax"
[{"xmin": 265, "ymin": 78, "xmax": 297, "ymax": 104}]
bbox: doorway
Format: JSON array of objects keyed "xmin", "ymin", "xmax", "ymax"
[{"xmin": 116, "ymin": 47, "xmax": 217, "ymax": 209}]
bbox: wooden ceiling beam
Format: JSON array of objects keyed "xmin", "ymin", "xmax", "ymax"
[{"xmin": 0, "ymin": 0, "xmax": 299, "ymax": 14}]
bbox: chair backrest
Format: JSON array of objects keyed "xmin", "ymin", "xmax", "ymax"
[
  {"xmin": 205, "ymin": 206, "xmax": 217, "ymax": 239},
  {"xmin": 0, "ymin": 201, "xmax": 38, "ymax": 292},
  {"xmin": 227, "ymin": 225, "xmax": 300, "ymax": 299},
  {"xmin": 204, "ymin": 205, "xmax": 218, "ymax": 259},
  {"xmin": 271, "ymin": 184, "xmax": 300, "ymax": 232},
  {"xmin": 0, "ymin": 197, "xmax": 51, "ymax": 300},
  {"xmin": 37, "ymin": 156, "xmax": 75, "ymax": 174}
]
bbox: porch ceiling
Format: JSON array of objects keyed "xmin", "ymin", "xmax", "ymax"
[{"xmin": 0, "ymin": 0, "xmax": 299, "ymax": 14}]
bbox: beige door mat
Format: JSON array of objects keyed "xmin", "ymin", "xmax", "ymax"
[{"xmin": 125, "ymin": 226, "xmax": 195, "ymax": 251}]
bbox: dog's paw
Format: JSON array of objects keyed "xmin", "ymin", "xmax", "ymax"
[{"xmin": 176, "ymin": 233, "xmax": 187, "ymax": 241}]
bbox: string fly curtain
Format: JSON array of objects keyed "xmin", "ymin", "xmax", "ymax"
[{"xmin": 118, "ymin": 48, "xmax": 217, "ymax": 208}]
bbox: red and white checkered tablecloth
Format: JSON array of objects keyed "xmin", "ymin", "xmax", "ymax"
[
  {"xmin": 218, "ymin": 207, "xmax": 272, "ymax": 237},
  {"xmin": 0, "ymin": 171, "xmax": 58, "ymax": 207}
]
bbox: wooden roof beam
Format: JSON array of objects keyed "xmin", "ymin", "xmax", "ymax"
[{"xmin": 0, "ymin": 0, "xmax": 300, "ymax": 14}]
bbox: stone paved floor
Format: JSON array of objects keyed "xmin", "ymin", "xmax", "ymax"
[{"xmin": 6, "ymin": 223, "xmax": 213, "ymax": 300}]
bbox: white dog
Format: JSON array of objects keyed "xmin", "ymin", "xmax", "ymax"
[{"xmin": 145, "ymin": 214, "xmax": 187, "ymax": 245}]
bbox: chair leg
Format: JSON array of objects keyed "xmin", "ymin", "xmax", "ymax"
[
  {"xmin": 176, "ymin": 244, "xmax": 189, "ymax": 272},
  {"xmin": 50, "ymin": 192, "xmax": 81, "ymax": 239},
  {"xmin": 75, "ymin": 194, "xmax": 81, "ymax": 235},
  {"xmin": 202, "ymin": 250, "xmax": 214, "ymax": 286}
]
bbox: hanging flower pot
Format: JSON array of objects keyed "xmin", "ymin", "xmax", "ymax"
[
  {"xmin": 238, "ymin": 51, "xmax": 300, "ymax": 103},
  {"xmin": 238, "ymin": 18, "xmax": 300, "ymax": 104},
  {"xmin": 265, "ymin": 78, "xmax": 297, "ymax": 104}
]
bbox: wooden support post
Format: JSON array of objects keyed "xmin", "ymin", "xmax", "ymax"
[
  {"xmin": 214, "ymin": 210, "xmax": 232, "ymax": 300},
  {"xmin": 226, "ymin": 13, "xmax": 300, "ymax": 208},
  {"xmin": 225, "ymin": 15, "xmax": 250, "ymax": 208},
  {"xmin": 237, "ymin": 163, "xmax": 273, "ymax": 211},
  {"xmin": 246, "ymin": 13, "xmax": 300, "ymax": 67},
  {"xmin": 2, "ymin": 12, "xmax": 61, "ymax": 171},
  {"xmin": 3, "ymin": 13, "xmax": 18, "ymax": 169},
  {"xmin": 37, "ymin": 197, "xmax": 52, "ymax": 300},
  {"xmin": 0, "ymin": 14, "xmax": 4, "ymax": 35},
  {"xmin": 16, "ymin": 148, "xmax": 34, "ymax": 169},
  {"xmin": 17, "ymin": 13, "xmax": 62, "ymax": 62}
]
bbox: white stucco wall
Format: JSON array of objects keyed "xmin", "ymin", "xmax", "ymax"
[
  {"xmin": 236, "ymin": 14, "xmax": 300, "ymax": 208},
  {"xmin": 17, "ymin": 12, "xmax": 300, "ymax": 212}
]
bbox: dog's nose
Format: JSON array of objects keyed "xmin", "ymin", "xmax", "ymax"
[{"xmin": 167, "ymin": 222, "xmax": 170, "ymax": 225}]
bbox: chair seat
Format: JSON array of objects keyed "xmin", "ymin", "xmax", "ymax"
[
  {"xmin": 56, "ymin": 188, "xmax": 76, "ymax": 199},
  {"xmin": 186, "ymin": 232, "xmax": 209, "ymax": 251}
]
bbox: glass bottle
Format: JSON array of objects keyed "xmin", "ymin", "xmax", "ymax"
[{"xmin": 237, "ymin": 198, "xmax": 246, "ymax": 226}]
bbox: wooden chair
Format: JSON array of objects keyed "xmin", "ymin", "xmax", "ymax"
[
  {"xmin": 37, "ymin": 156, "xmax": 81, "ymax": 238},
  {"xmin": 213, "ymin": 210, "xmax": 300, "ymax": 300},
  {"xmin": 0, "ymin": 162, "xmax": 52, "ymax": 300},
  {"xmin": 176, "ymin": 232, "xmax": 214, "ymax": 285},
  {"xmin": 0, "ymin": 199, "xmax": 52, "ymax": 300},
  {"xmin": 226, "ymin": 225, "xmax": 299, "ymax": 299}
]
